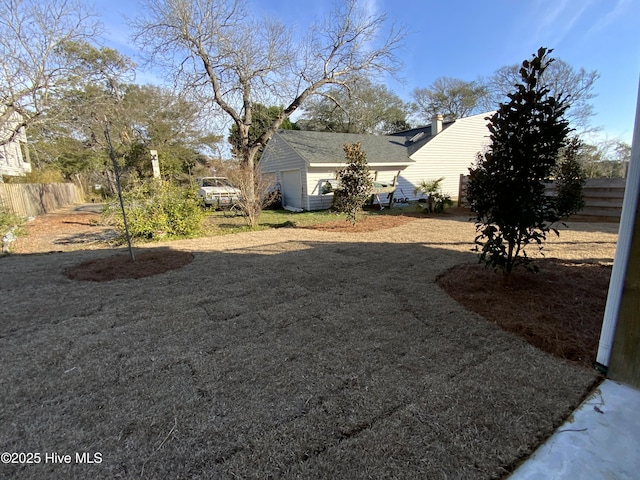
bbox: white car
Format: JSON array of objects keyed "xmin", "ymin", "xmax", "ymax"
[{"xmin": 196, "ymin": 177, "xmax": 241, "ymax": 209}]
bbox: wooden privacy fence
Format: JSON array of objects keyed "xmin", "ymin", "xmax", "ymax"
[
  {"xmin": 0, "ymin": 182, "xmax": 84, "ymax": 217},
  {"xmin": 458, "ymin": 175, "xmax": 626, "ymax": 219}
]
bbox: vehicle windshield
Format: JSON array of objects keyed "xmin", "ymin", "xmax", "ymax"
[{"xmin": 201, "ymin": 178, "xmax": 230, "ymax": 188}]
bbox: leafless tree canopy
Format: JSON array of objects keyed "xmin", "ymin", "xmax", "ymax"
[
  {"xmin": 411, "ymin": 77, "xmax": 492, "ymax": 122},
  {"xmin": 298, "ymin": 78, "xmax": 409, "ymax": 134},
  {"xmin": 132, "ymin": 0, "xmax": 404, "ymax": 168},
  {"xmin": 0, "ymin": 0, "xmax": 100, "ymax": 145},
  {"xmin": 488, "ymin": 59, "xmax": 599, "ymax": 134}
]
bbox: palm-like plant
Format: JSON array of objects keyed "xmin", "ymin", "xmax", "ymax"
[{"xmin": 413, "ymin": 177, "xmax": 453, "ymax": 213}]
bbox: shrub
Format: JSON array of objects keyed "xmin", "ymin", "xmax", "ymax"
[
  {"xmin": 5, "ymin": 168, "xmax": 65, "ymax": 184},
  {"xmin": 333, "ymin": 143, "xmax": 373, "ymax": 224},
  {"xmin": 0, "ymin": 206, "xmax": 24, "ymax": 232},
  {"xmin": 226, "ymin": 165, "xmax": 277, "ymax": 228},
  {"xmin": 554, "ymin": 137, "xmax": 586, "ymax": 218},
  {"xmin": 104, "ymin": 180, "xmax": 204, "ymax": 241},
  {"xmin": 413, "ymin": 177, "xmax": 454, "ymax": 213},
  {"xmin": 0, "ymin": 206, "xmax": 25, "ymax": 253}
]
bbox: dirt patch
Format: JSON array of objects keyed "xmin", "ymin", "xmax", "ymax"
[
  {"xmin": 11, "ymin": 204, "xmax": 117, "ymax": 254},
  {"xmin": 65, "ymin": 248, "xmax": 194, "ymax": 281},
  {"xmin": 437, "ymin": 259, "xmax": 611, "ymax": 369}
]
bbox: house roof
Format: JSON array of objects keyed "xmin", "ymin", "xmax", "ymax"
[
  {"xmin": 273, "ymin": 129, "xmax": 414, "ymax": 167},
  {"xmin": 390, "ymin": 120, "xmax": 455, "ymax": 155},
  {"xmin": 267, "ymin": 112, "xmax": 494, "ymax": 167}
]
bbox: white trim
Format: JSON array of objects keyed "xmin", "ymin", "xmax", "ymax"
[{"xmin": 597, "ymin": 77, "xmax": 640, "ymax": 368}]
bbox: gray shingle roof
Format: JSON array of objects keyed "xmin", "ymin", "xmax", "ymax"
[
  {"xmin": 390, "ymin": 121, "xmax": 455, "ymax": 155},
  {"xmin": 274, "ymin": 129, "xmax": 414, "ymax": 165}
]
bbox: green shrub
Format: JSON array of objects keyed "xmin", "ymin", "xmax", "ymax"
[
  {"xmin": 1, "ymin": 206, "xmax": 25, "ymax": 253},
  {"xmin": 0, "ymin": 205, "xmax": 24, "ymax": 233},
  {"xmin": 554, "ymin": 137, "xmax": 586, "ymax": 218},
  {"xmin": 413, "ymin": 177, "xmax": 454, "ymax": 213},
  {"xmin": 333, "ymin": 143, "xmax": 373, "ymax": 225},
  {"xmin": 104, "ymin": 180, "xmax": 204, "ymax": 241},
  {"xmin": 5, "ymin": 168, "xmax": 65, "ymax": 184}
]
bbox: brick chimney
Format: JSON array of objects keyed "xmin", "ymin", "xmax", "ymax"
[{"xmin": 431, "ymin": 114, "xmax": 443, "ymax": 136}]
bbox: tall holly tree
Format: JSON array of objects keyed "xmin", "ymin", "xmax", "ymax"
[{"xmin": 467, "ymin": 47, "xmax": 571, "ymax": 279}]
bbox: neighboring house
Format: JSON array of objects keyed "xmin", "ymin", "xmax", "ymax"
[
  {"xmin": 259, "ymin": 130, "xmax": 414, "ymax": 211},
  {"xmin": 390, "ymin": 112, "xmax": 492, "ymax": 201},
  {"xmin": 0, "ymin": 109, "xmax": 31, "ymax": 177},
  {"xmin": 259, "ymin": 111, "xmax": 492, "ymax": 211}
]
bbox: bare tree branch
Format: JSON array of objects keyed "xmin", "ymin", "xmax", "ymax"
[
  {"xmin": 132, "ymin": 0, "xmax": 404, "ymax": 170},
  {"xmin": 0, "ymin": 0, "xmax": 101, "ymax": 145},
  {"xmin": 412, "ymin": 77, "xmax": 490, "ymax": 123},
  {"xmin": 487, "ymin": 59, "xmax": 600, "ymax": 134}
]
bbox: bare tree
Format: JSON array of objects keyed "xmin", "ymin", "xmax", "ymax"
[
  {"xmin": 226, "ymin": 164, "xmax": 277, "ymax": 228},
  {"xmin": 132, "ymin": 0, "xmax": 403, "ymax": 173},
  {"xmin": 297, "ymin": 77, "xmax": 410, "ymax": 134},
  {"xmin": 411, "ymin": 77, "xmax": 491, "ymax": 123},
  {"xmin": 488, "ymin": 59, "xmax": 599, "ymax": 133},
  {"xmin": 576, "ymin": 138, "xmax": 631, "ymax": 178},
  {"xmin": 0, "ymin": 0, "xmax": 100, "ymax": 146}
]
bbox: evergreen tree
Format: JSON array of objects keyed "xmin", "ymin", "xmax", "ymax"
[
  {"xmin": 334, "ymin": 143, "xmax": 373, "ymax": 225},
  {"xmin": 554, "ymin": 136, "xmax": 587, "ymax": 218},
  {"xmin": 467, "ymin": 47, "xmax": 571, "ymax": 279}
]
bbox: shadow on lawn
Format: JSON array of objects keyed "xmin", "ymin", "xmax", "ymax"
[{"xmin": 0, "ymin": 240, "xmax": 600, "ymax": 480}]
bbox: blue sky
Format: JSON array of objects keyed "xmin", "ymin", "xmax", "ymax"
[{"xmin": 94, "ymin": 0, "xmax": 640, "ymax": 143}]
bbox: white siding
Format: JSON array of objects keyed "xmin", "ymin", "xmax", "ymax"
[
  {"xmin": 306, "ymin": 166, "xmax": 403, "ymax": 211},
  {"xmin": 0, "ymin": 112, "xmax": 31, "ymax": 177},
  {"xmin": 397, "ymin": 112, "xmax": 491, "ymax": 201},
  {"xmin": 0, "ymin": 141, "xmax": 31, "ymax": 176},
  {"xmin": 307, "ymin": 168, "xmax": 337, "ymax": 210},
  {"xmin": 259, "ymin": 134, "xmax": 309, "ymax": 209},
  {"xmin": 260, "ymin": 135, "xmax": 304, "ymax": 173}
]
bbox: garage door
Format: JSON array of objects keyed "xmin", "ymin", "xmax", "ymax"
[{"xmin": 281, "ymin": 169, "xmax": 302, "ymax": 210}]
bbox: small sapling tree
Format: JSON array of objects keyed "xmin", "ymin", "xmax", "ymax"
[
  {"xmin": 467, "ymin": 47, "xmax": 571, "ymax": 279},
  {"xmin": 334, "ymin": 143, "xmax": 373, "ymax": 225}
]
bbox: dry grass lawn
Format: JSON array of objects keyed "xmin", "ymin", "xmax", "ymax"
[{"xmin": 0, "ymin": 210, "xmax": 618, "ymax": 479}]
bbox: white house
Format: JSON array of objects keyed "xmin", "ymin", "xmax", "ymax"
[
  {"xmin": 259, "ymin": 130, "xmax": 414, "ymax": 211},
  {"xmin": 259, "ymin": 111, "xmax": 492, "ymax": 211},
  {"xmin": 391, "ymin": 112, "xmax": 492, "ymax": 201},
  {"xmin": 0, "ymin": 109, "xmax": 31, "ymax": 177}
]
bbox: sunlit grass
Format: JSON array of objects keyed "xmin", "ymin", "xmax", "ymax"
[{"xmin": 203, "ymin": 206, "xmax": 415, "ymax": 235}]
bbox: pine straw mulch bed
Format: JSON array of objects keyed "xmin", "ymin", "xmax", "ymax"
[
  {"xmin": 436, "ymin": 260, "xmax": 611, "ymax": 369},
  {"xmin": 64, "ymin": 248, "xmax": 194, "ymax": 281}
]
